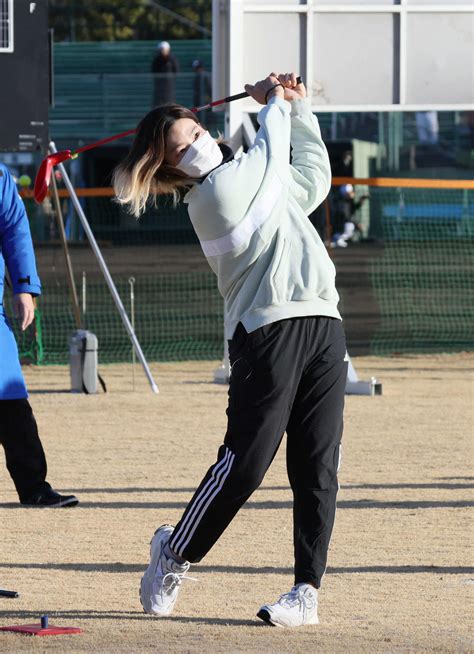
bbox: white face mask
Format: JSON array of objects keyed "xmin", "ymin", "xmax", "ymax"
[{"xmin": 175, "ymin": 131, "xmax": 223, "ymax": 178}]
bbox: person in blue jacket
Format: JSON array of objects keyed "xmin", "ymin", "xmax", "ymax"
[{"xmin": 0, "ymin": 163, "xmax": 78, "ymax": 507}]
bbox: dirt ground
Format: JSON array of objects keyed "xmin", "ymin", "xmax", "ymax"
[{"xmin": 0, "ymin": 354, "xmax": 472, "ymax": 653}]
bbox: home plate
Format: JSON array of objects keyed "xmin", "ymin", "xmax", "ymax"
[{"xmin": 0, "ymin": 623, "xmax": 82, "ymax": 636}]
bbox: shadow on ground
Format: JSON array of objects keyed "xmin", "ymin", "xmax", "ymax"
[
  {"xmin": 0, "ymin": 609, "xmax": 262, "ymax": 627},
  {"xmin": 1, "ymin": 562, "xmax": 472, "ymax": 575}
]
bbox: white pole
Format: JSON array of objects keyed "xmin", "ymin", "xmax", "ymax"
[
  {"xmin": 129, "ymin": 276, "xmax": 136, "ymax": 391},
  {"xmin": 224, "ymin": 0, "xmax": 244, "ymax": 153},
  {"xmin": 49, "ymin": 142, "xmax": 159, "ymax": 393}
]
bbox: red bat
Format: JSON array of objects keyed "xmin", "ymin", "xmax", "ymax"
[{"xmin": 34, "ymin": 77, "xmax": 302, "ymax": 203}]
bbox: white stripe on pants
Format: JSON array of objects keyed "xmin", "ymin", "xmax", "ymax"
[{"xmin": 170, "ymin": 447, "xmax": 235, "ymax": 557}]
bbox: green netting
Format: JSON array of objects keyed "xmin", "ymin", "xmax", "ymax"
[
  {"xmin": 367, "ymin": 186, "xmax": 474, "ymax": 354},
  {"xmin": 10, "ymin": 195, "xmax": 225, "ymax": 364},
  {"xmin": 34, "ymin": 273, "xmax": 223, "ymax": 364},
  {"xmin": 9, "ymin": 184, "xmax": 474, "ymax": 364}
]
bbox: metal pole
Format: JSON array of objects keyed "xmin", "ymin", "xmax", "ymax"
[
  {"xmin": 50, "ymin": 171, "xmax": 82, "ymax": 329},
  {"xmin": 48, "ymin": 141, "xmax": 159, "ymax": 394},
  {"xmin": 129, "ymin": 276, "xmax": 136, "ymax": 391},
  {"xmin": 377, "ymin": 112, "xmax": 384, "ymax": 171},
  {"xmin": 82, "ymin": 271, "xmax": 87, "ymax": 322},
  {"xmin": 331, "ymin": 112, "xmax": 338, "ymax": 141}
]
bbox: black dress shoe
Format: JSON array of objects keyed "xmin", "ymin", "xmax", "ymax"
[{"xmin": 20, "ymin": 488, "xmax": 79, "ymax": 508}]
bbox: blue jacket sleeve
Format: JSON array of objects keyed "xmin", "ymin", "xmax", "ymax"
[{"xmin": 0, "ymin": 165, "xmax": 41, "ymax": 296}]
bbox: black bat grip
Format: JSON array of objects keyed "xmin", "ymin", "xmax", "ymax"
[
  {"xmin": 248, "ymin": 75, "xmax": 303, "ymax": 95},
  {"xmin": 0, "ymin": 589, "xmax": 19, "ymax": 598},
  {"xmin": 226, "ymin": 76, "xmax": 304, "ymax": 104}
]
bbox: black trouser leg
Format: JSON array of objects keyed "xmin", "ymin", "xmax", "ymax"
[
  {"xmin": 286, "ymin": 318, "xmax": 347, "ymax": 588},
  {"xmin": 169, "ymin": 321, "xmax": 303, "ymax": 562},
  {"xmin": 0, "ymin": 399, "xmax": 51, "ymax": 502},
  {"xmin": 169, "ymin": 318, "xmax": 346, "ymax": 570}
]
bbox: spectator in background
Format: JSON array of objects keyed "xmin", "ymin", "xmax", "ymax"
[
  {"xmin": 151, "ymin": 41, "xmax": 180, "ymax": 106},
  {"xmin": 307, "ymin": 202, "xmax": 328, "ymax": 243},
  {"xmin": 192, "ymin": 59, "xmax": 212, "ymax": 107},
  {"xmin": 415, "ymin": 111, "xmax": 439, "ymax": 145},
  {"xmin": 331, "ymin": 183, "xmax": 368, "ymax": 248},
  {"xmin": 0, "ymin": 164, "xmax": 79, "ymax": 507},
  {"xmin": 457, "ymin": 111, "xmax": 474, "ymax": 149},
  {"xmin": 192, "ymin": 59, "xmax": 213, "ymax": 128}
]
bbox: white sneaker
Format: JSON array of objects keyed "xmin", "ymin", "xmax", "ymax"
[
  {"xmin": 257, "ymin": 584, "xmax": 319, "ymax": 628},
  {"xmin": 139, "ymin": 524, "xmax": 191, "ymax": 616}
]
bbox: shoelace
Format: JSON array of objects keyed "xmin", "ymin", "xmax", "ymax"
[
  {"xmin": 278, "ymin": 587, "xmax": 316, "ymax": 611},
  {"xmin": 159, "ymin": 571, "xmax": 197, "ymax": 600}
]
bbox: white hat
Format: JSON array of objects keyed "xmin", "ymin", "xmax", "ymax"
[{"xmin": 157, "ymin": 41, "xmax": 170, "ymax": 51}]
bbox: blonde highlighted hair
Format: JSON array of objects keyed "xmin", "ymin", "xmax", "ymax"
[{"xmin": 113, "ymin": 104, "xmax": 200, "ymax": 218}]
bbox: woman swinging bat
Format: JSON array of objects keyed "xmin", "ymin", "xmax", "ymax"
[{"xmin": 114, "ymin": 72, "xmax": 347, "ymax": 628}]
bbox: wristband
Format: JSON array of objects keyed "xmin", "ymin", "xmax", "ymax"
[{"xmin": 264, "ymin": 83, "xmax": 284, "ymax": 104}]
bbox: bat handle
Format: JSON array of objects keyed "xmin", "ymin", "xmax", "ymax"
[
  {"xmin": 228, "ymin": 75, "xmax": 304, "ymax": 104},
  {"xmin": 244, "ymin": 75, "xmax": 303, "ymax": 97},
  {"xmin": 0, "ymin": 589, "xmax": 19, "ymax": 598}
]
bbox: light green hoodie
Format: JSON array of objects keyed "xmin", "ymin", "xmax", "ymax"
[{"xmin": 184, "ymin": 95, "xmax": 341, "ymax": 340}]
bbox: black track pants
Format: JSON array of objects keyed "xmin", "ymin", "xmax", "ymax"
[
  {"xmin": 0, "ymin": 399, "xmax": 51, "ymax": 502},
  {"xmin": 169, "ymin": 316, "xmax": 347, "ymax": 588}
]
